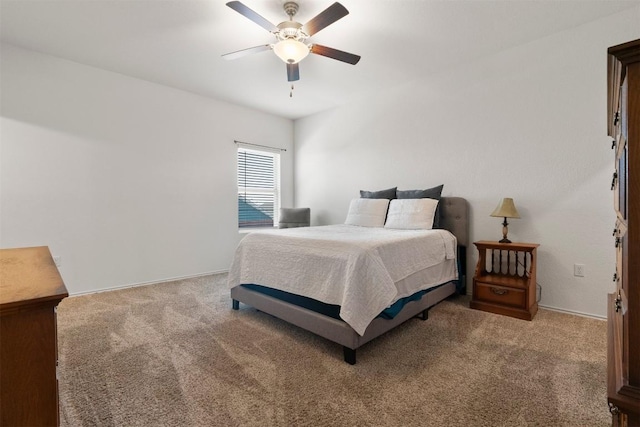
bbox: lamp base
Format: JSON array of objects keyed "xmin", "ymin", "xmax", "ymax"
[{"xmin": 500, "ymin": 218, "xmax": 511, "ymax": 244}]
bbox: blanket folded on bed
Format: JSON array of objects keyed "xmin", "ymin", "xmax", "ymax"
[{"xmin": 227, "ymin": 224, "xmax": 457, "ymax": 336}]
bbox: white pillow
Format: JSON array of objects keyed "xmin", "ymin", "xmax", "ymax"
[
  {"xmin": 384, "ymin": 198, "xmax": 439, "ymax": 230},
  {"xmin": 344, "ymin": 198, "xmax": 390, "ymax": 227}
]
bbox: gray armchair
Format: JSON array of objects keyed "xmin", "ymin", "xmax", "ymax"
[{"xmin": 278, "ymin": 207, "xmax": 310, "ymax": 228}]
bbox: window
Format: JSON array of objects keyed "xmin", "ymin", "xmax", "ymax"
[{"xmin": 237, "ymin": 146, "xmax": 281, "ymax": 229}]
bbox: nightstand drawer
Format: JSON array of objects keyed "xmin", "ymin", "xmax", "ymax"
[{"xmin": 475, "ymin": 282, "xmax": 525, "ymax": 308}]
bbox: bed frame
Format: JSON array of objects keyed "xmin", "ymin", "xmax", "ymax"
[{"xmin": 231, "ymin": 197, "xmax": 469, "ymax": 364}]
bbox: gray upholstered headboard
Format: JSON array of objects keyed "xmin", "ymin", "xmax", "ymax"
[{"xmin": 439, "ymin": 197, "xmax": 469, "ymax": 248}]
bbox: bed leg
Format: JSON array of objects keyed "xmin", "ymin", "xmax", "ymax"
[
  {"xmin": 459, "ymin": 246, "xmax": 467, "ymax": 295},
  {"xmin": 232, "ymin": 299, "xmax": 239, "ymax": 310},
  {"xmin": 417, "ymin": 309, "xmax": 428, "ymax": 321},
  {"xmin": 343, "ymin": 347, "xmax": 356, "ymax": 365}
]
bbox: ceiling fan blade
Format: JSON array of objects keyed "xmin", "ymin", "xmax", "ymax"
[
  {"xmin": 222, "ymin": 44, "xmax": 272, "ymax": 60},
  {"xmin": 287, "ymin": 63, "xmax": 300, "ymax": 82},
  {"xmin": 303, "ymin": 2, "xmax": 349, "ymax": 36},
  {"xmin": 310, "ymin": 44, "xmax": 361, "ymax": 65},
  {"xmin": 226, "ymin": 1, "xmax": 278, "ymax": 33}
]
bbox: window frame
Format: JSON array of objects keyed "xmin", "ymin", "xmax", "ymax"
[{"xmin": 237, "ymin": 146, "xmax": 281, "ymax": 230}]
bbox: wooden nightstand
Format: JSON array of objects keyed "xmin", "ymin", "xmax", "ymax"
[{"xmin": 470, "ymin": 241, "xmax": 539, "ymax": 320}]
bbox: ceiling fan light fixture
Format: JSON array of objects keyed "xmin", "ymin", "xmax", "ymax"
[
  {"xmin": 223, "ymin": 1, "xmax": 360, "ymax": 81},
  {"xmin": 273, "ymin": 39, "xmax": 309, "ymax": 64}
]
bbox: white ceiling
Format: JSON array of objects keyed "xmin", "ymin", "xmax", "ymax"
[{"xmin": 1, "ymin": 0, "xmax": 639, "ymax": 120}]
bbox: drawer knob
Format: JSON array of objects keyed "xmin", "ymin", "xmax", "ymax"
[
  {"xmin": 608, "ymin": 402, "xmax": 620, "ymax": 415},
  {"xmin": 490, "ymin": 287, "xmax": 508, "ymax": 296}
]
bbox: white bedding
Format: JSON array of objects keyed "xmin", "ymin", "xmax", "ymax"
[{"xmin": 227, "ymin": 224, "xmax": 457, "ymax": 336}]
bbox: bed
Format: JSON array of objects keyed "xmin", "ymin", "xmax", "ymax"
[{"xmin": 229, "ymin": 196, "xmax": 468, "ymax": 364}]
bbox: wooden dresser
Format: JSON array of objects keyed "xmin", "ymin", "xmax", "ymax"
[
  {"xmin": 0, "ymin": 246, "xmax": 68, "ymax": 426},
  {"xmin": 607, "ymin": 39, "xmax": 640, "ymax": 426}
]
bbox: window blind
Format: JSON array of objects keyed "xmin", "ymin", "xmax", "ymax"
[{"xmin": 237, "ymin": 147, "xmax": 280, "ymax": 228}]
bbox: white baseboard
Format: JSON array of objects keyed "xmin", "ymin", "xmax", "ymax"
[
  {"xmin": 538, "ymin": 304, "xmax": 606, "ymax": 320},
  {"xmin": 70, "ymin": 273, "xmax": 606, "ymax": 321},
  {"xmin": 68, "ymin": 270, "xmax": 229, "ymax": 297}
]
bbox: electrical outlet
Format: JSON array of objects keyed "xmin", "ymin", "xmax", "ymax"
[
  {"xmin": 53, "ymin": 256, "xmax": 61, "ymax": 267},
  {"xmin": 574, "ymin": 264, "xmax": 585, "ymax": 277}
]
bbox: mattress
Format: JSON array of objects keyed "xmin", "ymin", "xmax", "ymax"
[
  {"xmin": 227, "ymin": 224, "xmax": 458, "ymax": 335},
  {"xmin": 241, "ymin": 280, "xmax": 451, "ymax": 321}
]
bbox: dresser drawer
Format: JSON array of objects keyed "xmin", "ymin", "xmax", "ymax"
[{"xmin": 475, "ymin": 282, "xmax": 526, "ymax": 308}]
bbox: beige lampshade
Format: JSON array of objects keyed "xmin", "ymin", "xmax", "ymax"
[{"xmin": 490, "ymin": 198, "xmax": 521, "ymax": 218}]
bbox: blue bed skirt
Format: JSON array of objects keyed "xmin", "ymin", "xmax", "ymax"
[
  {"xmin": 241, "ymin": 273, "xmax": 461, "ymax": 321},
  {"xmin": 241, "ymin": 282, "xmax": 454, "ymax": 321}
]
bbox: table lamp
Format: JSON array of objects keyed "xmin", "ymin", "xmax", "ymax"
[{"xmin": 490, "ymin": 198, "xmax": 520, "ymax": 243}]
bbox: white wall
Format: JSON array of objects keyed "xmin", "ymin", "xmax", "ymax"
[
  {"xmin": 294, "ymin": 8, "xmax": 640, "ymax": 318},
  {"xmin": 0, "ymin": 44, "xmax": 294, "ymax": 295}
]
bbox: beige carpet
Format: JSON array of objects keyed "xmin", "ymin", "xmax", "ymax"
[{"xmin": 57, "ymin": 274, "xmax": 609, "ymax": 426}]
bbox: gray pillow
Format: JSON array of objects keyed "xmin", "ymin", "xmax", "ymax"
[
  {"xmin": 396, "ymin": 185, "xmax": 444, "ymax": 228},
  {"xmin": 396, "ymin": 185, "xmax": 443, "ymax": 200},
  {"xmin": 360, "ymin": 187, "xmax": 397, "ymax": 200}
]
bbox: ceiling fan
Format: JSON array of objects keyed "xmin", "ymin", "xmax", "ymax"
[{"xmin": 222, "ymin": 1, "xmax": 361, "ymax": 83}]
